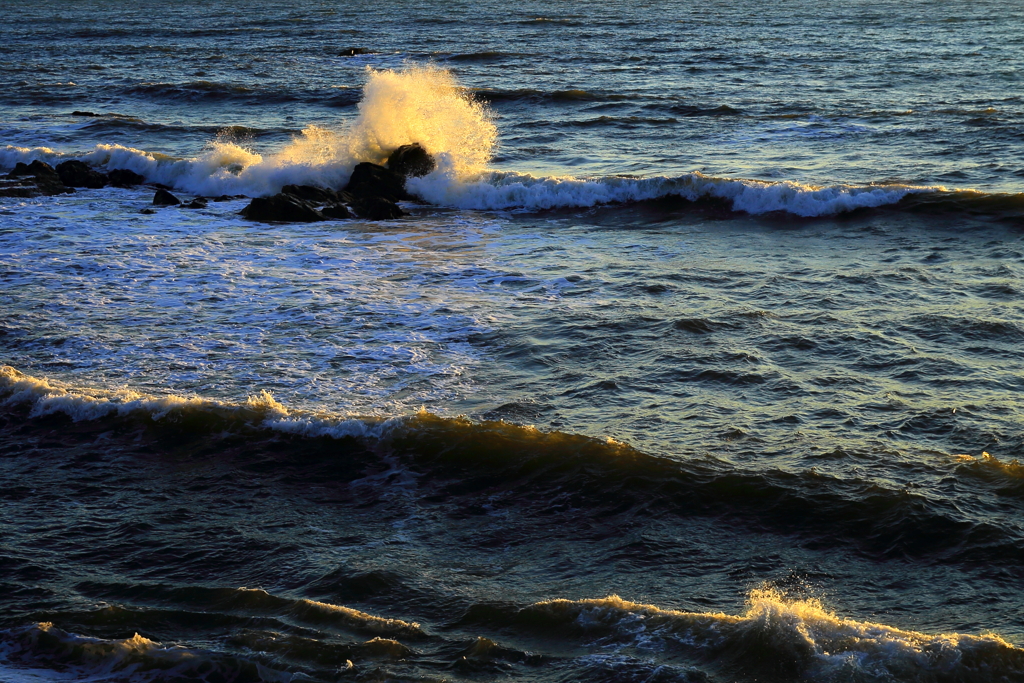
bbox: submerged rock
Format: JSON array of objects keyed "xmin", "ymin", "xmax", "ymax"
[
  {"xmin": 339, "ymin": 47, "xmax": 370, "ymax": 56},
  {"xmin": 350, "ymin": 195, "xmax": 405, "ymax": 220},
  {"xmin": 321, "ymin": 203, "xmax": 353, "ymax": 219},
  {"xmin": 153, "ymin": 189, "xmax": 181, "ymax": 206},
  {"xmin": 182, "ymin": 198, "xmax": 208, "ymax": 209},
  {"xmin": 108, "ymin": 169, "xmax": 145, "ymax": 187},
  {"xmin": 239, "ymin": 194, "xmax": 325, "ymax": 222},
  {"xmin": 387, "ymin": 143, "xmax": 435, "ymax": 179},
  {"xmin": 56, "ymin": 160, "xmax": 108, "ymax": 189},
  {"xmin": 344, "ymin": 162, "xmax": 409, "ymax": 202},
  {"xmin": 0, "ymin": 181, "xmax": 39, "ymax": 198}
]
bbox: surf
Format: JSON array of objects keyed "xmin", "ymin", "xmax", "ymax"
[{"xmin": 4, "ymin": 65, "xmax": 1020, "ymax": 220}]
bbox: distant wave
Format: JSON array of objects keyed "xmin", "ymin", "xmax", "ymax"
[{"xmin": 472, "ymin": 87, "xmax": 631, "ymax": 103}]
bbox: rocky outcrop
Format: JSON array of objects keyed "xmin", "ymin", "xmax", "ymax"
[
  {"xmin": 387, "ymin": 143, "xmax": 435, "ymax": 179},
  {"xmin": 236, "ymin": 152, "xmax": 440, "ymax": 223},
  {"xmin": 351, "ymin": 195, "xmax": 405, "ymax": 220},
  {"xmin": 108, "ymin": 169, "xmax": 145, "ymax": 187},
  {"xmin": 345, "ymin": 162, "xmax": 409, "ymax": 202},
  {"xmin": 181, "ymin": 198, "xmax": 208, "ymax": 209},
  {"xmin": 1, "ymin": 161, "xmax": 73, "ymax": 197},
  {"xmin": 321, "ymin": 203, "xmax": 352, "ymax": 219},
  {"xmin": 281, "ymin": 184, "xmax": 345, "ymax": 205},
  {"xmin": 153, "ymin": 189, "xmax": 181, "ymax": 206},
  {"xmin": 56, "ymin": 160, "xmax": 108, "ymax": 189},
  {"xmin": 239, "ymin": 194, "xmax": 325, "ymax": 222},
  {"xmin": 0, "ymin": 180, "xmax": 40, "ymax": 198},
  {"xmin": 0, "ymin": 161, "xmax": 154, "ymax": 198}
]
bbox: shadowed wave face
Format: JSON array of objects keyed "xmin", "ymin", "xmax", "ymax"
[{"xmin": 1, "ymin": 0, "xmax": 1023, "ymax": 681}]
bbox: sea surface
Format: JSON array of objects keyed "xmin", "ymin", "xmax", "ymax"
[{"xmin": 2, "ymin": 1, "xmax": 1024, "ymax": 681}]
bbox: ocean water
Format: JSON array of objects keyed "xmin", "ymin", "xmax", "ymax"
[{"xmin": 1, "ymin": 1, "xmax": 1023, "ymax": 681}]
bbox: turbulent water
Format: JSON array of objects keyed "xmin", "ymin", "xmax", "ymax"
[{"xmin": 2, "ymin": 1, "xmax": 1024, "ymax": 681}]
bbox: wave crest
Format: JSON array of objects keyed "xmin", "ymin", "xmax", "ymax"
[{"xmin": 526, "ymin": 589, "xmax": 1024, "ymax": 682}]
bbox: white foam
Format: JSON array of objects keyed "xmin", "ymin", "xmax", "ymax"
[{"xmin": 408, "ymin": 169, "xmax": 935, "ymax": 217}]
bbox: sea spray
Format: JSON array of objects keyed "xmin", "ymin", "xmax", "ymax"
[
  {"xmin": 342, "ymin": 64, "xmax": 496, "ymax": 178},
  {"xmin": 1, "ymin": 65, "xmax": 498, "ymax": 198}
]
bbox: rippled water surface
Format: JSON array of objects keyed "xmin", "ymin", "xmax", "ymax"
[{"xmin": 2, "ymin": 1, "xmax": 1023, "ymax": 682}]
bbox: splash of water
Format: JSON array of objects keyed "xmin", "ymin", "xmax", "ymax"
[{"xmin": 1, "ymin": 65, "xmax": 497, "ymax": 198}]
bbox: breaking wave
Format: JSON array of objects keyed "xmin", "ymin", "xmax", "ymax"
[
  {"xmin": 408, "ymin": 169, "xmax": 945, "ymax": 217},
  {"xmin": 514, "ymin": 590, "xmax": 1024, "ymax": 682},
  {"xmin": 6, "ymin": 137, "xmax": 1008, "ymax": 218},
  {"xmin": 2, "ymin": 66, "xmax": 1019, "ymax": 219},
  {"xmin": 1, "ymin": 65, "xmax": 496, "ymax": 198}
]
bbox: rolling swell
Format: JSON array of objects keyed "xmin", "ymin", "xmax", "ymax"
[
  {"xmin": 3, "ymin": 366, "xmax": 1022, "ymax": 569},
  {"xmin": 0, "ymin": 623, "xmax": 292, "ymax": 683},
  {"xmin": 5, "ymin": 588, "xmax": 1021, "ymax": 683}
]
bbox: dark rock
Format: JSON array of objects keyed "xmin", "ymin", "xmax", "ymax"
[
  {"xmin": 6, "ymin": 163, "xmax": 33, "ymax": 178},
  {"xmin": 321, "ymin": 203, "xmax": 352, "ymax": 219},
  {"xmin": 4, "ymin": 161, "xmax": 72, "ymax": 196},
  {"xmin": 239, "ymin": 194, "xmax": 325, "ymax": 222},
  {"xmin": 28, "ymin": 160, "xmax": 61, "ymax": 182},
  {"xmin": 56, "ymin": 160, "xmax": 108, "ymax": 189},
  {"xmin": 282, "ymin": 184, "xmax": 340, "ymax": 205},
  {"xmin": 71, "ymin": 111, "xmax": 101, "ymax": 117},
  {"xmin": 386, "ymin": 143, "xmax": 435, "ymax": 179},
  {"xmin": 153, "ymin": 189, "xmax": 181, "ymax": 206},
  {"xmin": 211, "ymin": 194, "xmax": 248, "ymax": 201},
  {"xmin": 339, "ymin": 47, "xmax": 370, "ymax": 56},
  {"xmin": 182, "ymin": 198, "xmax": 208, "ymax": 209},
  {"xmin": 140, "ymin": 208, "xmax": 157, "ymax": 214},
  {"xmin": 344, "ymin": 162, "xmax": 409, "ymax": 202},
  {"xmin": 0, "ymin": 181, "xmax": 38, "ymax": 198},
  {"xmin": 108, "ymin": 169, "xmax": 145, "ymax": 187},
  {"xmin": 351, "ymin": 195, "xmax": 405, "ymax": 220}
]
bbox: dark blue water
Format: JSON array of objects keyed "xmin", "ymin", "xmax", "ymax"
[{"xmin": 1, "ymin": 1, "xmax": 1023, "ymax": 681}]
